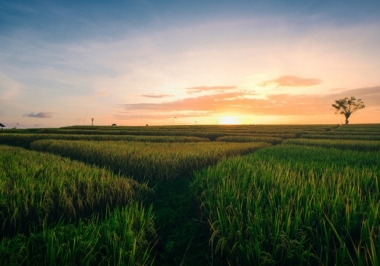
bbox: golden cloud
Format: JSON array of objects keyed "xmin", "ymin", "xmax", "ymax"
[
  {"xmin": 141, "ymin": 93, "xmax": 173, "ymax": 98},
  {"xmin": 186, "ymin": 86, "xmax": 236, "ymax": 94},
  {"xmin": 118, "ymin": 86, "xmax": 379, "ymax": 119}
]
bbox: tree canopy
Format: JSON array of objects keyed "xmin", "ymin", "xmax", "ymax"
[{"xmin": 332, "ymin": 97, "xmax": 365, "ymax": 124}]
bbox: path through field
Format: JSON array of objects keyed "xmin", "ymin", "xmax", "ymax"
[{"xmin": 149, "ymin": 178, "xmax": 223, "ymax": 265}]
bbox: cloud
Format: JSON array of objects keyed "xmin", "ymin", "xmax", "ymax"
[
  {"xmin": 121, "ymin": 91, "xmax": 247, "ymax": 113},
  {"xmin": 115, "ymin": 111, "xmax": 209, "ymax": 120},
  {"xmin": 186, "ymin": 86, "xmax": 236, "ymax": 94},
  {"xmin": 259, "ymin": 75, "xmax": 321, "ymax": 87},
  {"xmin": 23, "ymin": 112, "xmax": 53, "ymax": 118},
  {"xmin": 118, "ymin": 86, "xmax": 380, "ymax": 119},
  {"xmin": 0, "ymin": 111, "xmax": 3, "ymax": 116},
  {"xmin": 141, "ymin": 93, "xmax": 173, "ymax": 98},
  {"xmin": 333, "ymin": 86, "xmax": 380, "ymax": 107}
]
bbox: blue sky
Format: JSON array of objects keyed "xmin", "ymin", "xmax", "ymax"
[{"xmin": 1, "ymin": 0, "xmax": 380, "ymax": 127}]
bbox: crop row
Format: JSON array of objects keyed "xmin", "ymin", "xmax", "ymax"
[
  {"xmin": 1, "ymin": 129, "xmax": 297, "ymax": 141},
  {"xmin": 300, "ymin": 134, "xmax": 380, "ymax": 141},
  {"xmin": 258, "ymin": 144, "xmax": 380, "ymax": 169},
  {"xmin": 333, "ymin": 124, "xmax": 380, "ymax": 132},
  {"xmin": 215, "ymin": 135, "xmax": 283, "ymax": 144},
  {"xmin": 0, "ymin": 203, "xmax": 156, "ymax": 266},
  {"xmin": 300, "ymin": 131, "xmax": 380, "ymax": 136},
  {"xmin": 0, "ymin": 133, "xmax": 210, "ymax": 148},
  {"xmin": 30, "ymin": 140, "xmax": 271, "ymax": 181},
  {"xmin": 191, "ymin": 145, "xmax": 380, "ymax": 265},
  {"xmin": 283, "ymin": 138, "xmax": 380, "ymax": 151},
  {"xmin": 0, "ymin": 145, "xmax": 150, "ymax": 236}
]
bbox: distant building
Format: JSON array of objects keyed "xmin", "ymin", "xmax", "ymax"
[
  {"xmin": 0, "ymin": 123, "xmax": 5, "ymax": 129},
  {"xmin": 111, "ymin": 124, "xmax": 117, "ymax": 126}
]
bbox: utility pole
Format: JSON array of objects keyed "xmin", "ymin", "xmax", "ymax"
[{"xmin": 91, "ymin": 118, "xmax": 94, "ymax": 126}]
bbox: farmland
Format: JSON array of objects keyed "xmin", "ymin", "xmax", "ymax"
[{"xmin": 0, "ymin": 124, "xmax": 379, "ymax": 265}]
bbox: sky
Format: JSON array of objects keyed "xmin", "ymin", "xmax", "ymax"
[{"xmin": 1, "ymin": 0, "xmax": 380, "ymax": 128}]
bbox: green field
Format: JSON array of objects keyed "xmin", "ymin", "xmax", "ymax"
[{"xmin": 0, "ymin": 124, "xmax": 379, "ymax": 265}]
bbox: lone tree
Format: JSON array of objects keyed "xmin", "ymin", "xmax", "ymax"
[{"xmin": 332, "ymin": 97, "xmax": 365, "ymax": 124}]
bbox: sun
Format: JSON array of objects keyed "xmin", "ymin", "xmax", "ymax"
[{"xmin": 219, "ymin": 116, "xmax": 240, "ymax": 125}]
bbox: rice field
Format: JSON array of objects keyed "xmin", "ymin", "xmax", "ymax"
[
  {"xmin": 0, "ymin": 203, "xmax": 156, "ymax": 266},
  {"xmin": 0, "ymin": 123, "xmax": 379, "ymax": 265},
  {"xmin": 0, "ymin": 145, "xmax": 155, "ymax": 265},
  {"xmin": 0, "ymin": 133, "xmax": 210, "ymax": 148},
  {"xmin": 191, "ymin": 145, "xmax": 380, "ymax": 265},
  {"xmin": 283, "ymin": 138, "xmax": 380, "ymax": 152},
  {"xmin": 0, "ymin": 145, "xmax": 151, "ymax": 234},
  {"xmin": 216, "ymin": 135, "xmax": 283, "ymax": 144},
  {"xmin": 30, "ymin": 140, "xmax": 270, "ymax": 181}
]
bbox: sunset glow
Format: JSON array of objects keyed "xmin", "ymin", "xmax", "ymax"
[
  {"xmin": 219, "ymin": 116, "xmax": 240, "ymax": 125},
  {"xmin": 1, "ymin": 1, "xmax": 379, "ymax": 128}
]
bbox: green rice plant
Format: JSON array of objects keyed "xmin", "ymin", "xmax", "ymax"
[
  {"xmin": 15, "ymin": 129, "xmax": 229, "ymax": 141},
  {"xmin": 300, "ymin": 134, "xmax": 380, "ymax": 141},
  {"xmin": 333, "ymin": 124, "xmax": 380, "ymax": 132},
  {"xmin": 0, "ymin": 145, "xmax": 149, "ymax": 236},
  {"xmin": 225, "ymin": 133, "xmax": 296, "ymax": 139},
  {"xmin": 0, "ymin": 203, "xmax": 156, "ymax": 266},
  {"xmin": 1, "ymin": 124, "xmax": 342, "ymax": 145},
  {"xmin": 0, "ymin": 133, "xmax": 210, "ymax": 148},
  {"xmin": 283, "ymin": 138, "xmax": 380, "ymax": 152},
  {"xmin": 30, "ymin": 140, "xmax": 271, "ymax": 181},
  {"xmin": 300, "ymin": 131, "xmax": 380, "ymax": 136},
  {"xmin": 2, "ymin": 124, "xmax": 334, "ymax": 141},
  {"xmin": 255, "ymin": 144, "xmax": 380, "ymax": 169},
  {"xmin": 191, "ymin": 145, "xmax": 380, "ymax": 265},
  {"xmin": 216, "ymin": 136, "xmax": 283, "ymax": 144}
]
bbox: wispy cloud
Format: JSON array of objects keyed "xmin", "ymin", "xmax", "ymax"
[
  {"xmin": 141, "ymin": 93, "xmax": 173, "ymax": 98},
  {"xmin": 119, "ymin": 86, "xmax": 380, "ymax": 119},
  {"xmin": 259, "ymin": 75, "xmax": 321, "ymax": 87},
  {"xmin": 337, "ymin": 86, "xmax": 380, "ymax": 107},
  {"xmin": 186, "ymin": 86, "xmax": 236, "ymax": 94},
  {"xmin": 121, "ymin": 91, "xmax": 246, "ymax": 113},
  {"xmin": 23, "ymin": 112, "xmax": 53, "ymax": 118},
  {"xmin": 115, "ymin": 111, "xmax": 209, "ymax": 120}
]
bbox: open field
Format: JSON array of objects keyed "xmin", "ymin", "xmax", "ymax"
[
  {"xmin": 0, "ymin": 145, "xmax": 155, "ymax": 265},
  {"xmin": 30, "ymin": 140, "xmax": 270, "ymax": 181},
  {"xmin": 0, "ymin": 124, "xmax": 379, "ymax": 265},
  {"xmin": 192, "ymin": 145, "xmax": 380, "ymax": 265},
  {"xmin": 0, "ymin": 133, "xmax": 210, "ymax": 148},
  {"xmin": 283, "ymin": 139, "xmax": 380, "ymax": 152}
]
